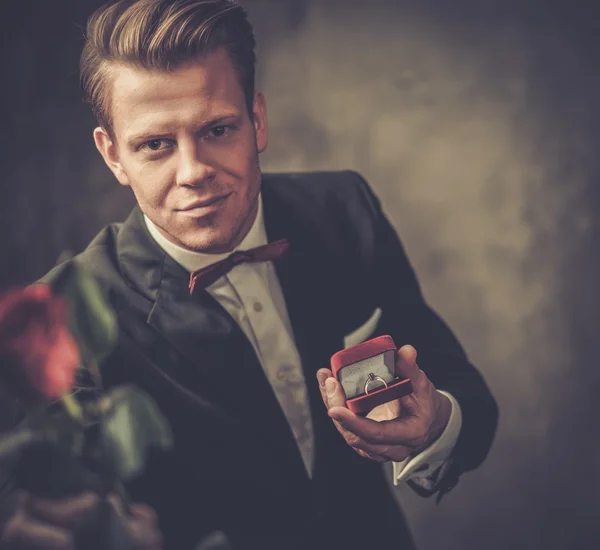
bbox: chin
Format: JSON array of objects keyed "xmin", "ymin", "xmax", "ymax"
[{"xmin": 179, "ymin": 230, "xmax": 238, "ymax": 254}]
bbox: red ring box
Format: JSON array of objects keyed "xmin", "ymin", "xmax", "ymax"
[{"xmin": 330, "ymin": 335, "xmax": 412, "ymax": 415}]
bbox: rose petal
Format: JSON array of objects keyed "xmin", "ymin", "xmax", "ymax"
[{"xmin": 0, "ymin": 286, "xmax": 79, "ymax": 403}]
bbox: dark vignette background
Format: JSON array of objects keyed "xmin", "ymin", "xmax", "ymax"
[{"xmin": 2, "ymin": 1, "xmax": 600, "ymax": 549}]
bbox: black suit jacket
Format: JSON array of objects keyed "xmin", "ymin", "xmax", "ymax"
[{"xmin": 0, "ymin": 171, "xmax": 497, "ymax": 550}]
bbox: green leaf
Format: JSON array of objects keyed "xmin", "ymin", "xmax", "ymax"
[
  {"xmin": 97, "ymin": 385, "xmax": 173, "ymax": 480},
  {"xmin": 49, "ymin": 262, "xmax": 118, "ymax": 368}
]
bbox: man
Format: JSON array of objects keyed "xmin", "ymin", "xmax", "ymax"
[{"xmin": 0, "ymin": 0, "xmax": 498, "ymax": 549}]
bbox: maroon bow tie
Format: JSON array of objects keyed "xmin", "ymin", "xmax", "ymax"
[{"xmin": 188, "ymin": 238, "xmax": 290, "ymax": 294}]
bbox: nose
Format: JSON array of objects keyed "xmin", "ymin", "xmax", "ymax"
[{"xmin": 175, "ymin": 143, "xmax": 216, "ymax": 187}]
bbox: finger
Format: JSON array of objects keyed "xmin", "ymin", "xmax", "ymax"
[
  {"xmin": 324, "ymin": 377, "xmax": 346, "ymax": 409},
  {"xmin": 395, "ymin": 345, "xmax": 431, "ymax": 396},
  {"xmin": 324, "ymin": 398, "xmax": 390, "ymax": 448},
  {"xmin": 26, "ymin": 492, "xmax": 99, "ymax": 529},
  {"xmin": 356, "ymin": 450, "xmax": 390, "ymax": 463},
  {"xmin": 357, "ymin": 446, "xmax": 411, "ymax": 463},
  {"xmin": 316, "ymin": 368, "xmax": 332, "ymax": 407},
  {"xmin": 127, "ymin": 515, "xmax": 164, "ymax": 549},
  {"xmin": 95, "ymin": 497, "xmax": 163, "ymax": 550},
  {"xmin": 329, "ymin": 404, "xmax": 423, "ymax": 446},
  {"xmin": 320, "ymin": 376, "xmax": 361, "ymax": 442},
  {"xmin": 394, "ymin": 345, "xmax": 419, "ymax": 381},
  {"xmin": 366, "ymin": 400, "xmax": 401, "ymax": 422},
  {"xmin": 129, "ymin": 503, "xmax": 159, "ymax": 524},
  {"xmin": 1, "ymin": 512, "xmax": 75, "ymax": 550},
  {"xmin": 334, "ymin": 427, "xmax": 412, "ymax": 463},
  {"xmin": 106, "ymin": 496, "xmax": 159, "ymax": 525},
  {"xmin": 342, "ymin": 433, "xmax": 399, "ymax": 457}
]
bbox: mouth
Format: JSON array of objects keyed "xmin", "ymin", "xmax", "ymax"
[{"xmin": 178, "ymin": 193, "xmax": 231, "ymax": 212}]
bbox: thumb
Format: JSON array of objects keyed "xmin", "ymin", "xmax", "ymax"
[
  {"xmin": 395, "ymin": 345, "xmax": 419, "ymax": 381},
  {"xmin": 324, "ymin": 377, "xmax": 346, "ymax": 410}
]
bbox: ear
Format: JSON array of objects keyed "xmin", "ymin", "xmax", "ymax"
[
  {"xmin": 252, "ymin": 92, "xmax": 268, "ymax": 154},
  {"xmin": 93, "ymin": 127, "xmax": 130, "ymax": 186}
]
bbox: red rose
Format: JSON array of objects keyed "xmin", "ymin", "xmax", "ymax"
[{"xmin": 0, "ymin": 284, "xmax": 80, "ymax": 404}]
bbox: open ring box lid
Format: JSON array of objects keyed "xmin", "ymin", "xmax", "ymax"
[{"xmin": 330, "ymin": 335, "xmax": 412, "ymax": 415}]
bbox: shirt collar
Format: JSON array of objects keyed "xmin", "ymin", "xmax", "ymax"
[{"xmin": 144, "ymin": 193, "xmax": 267, "ymax": 273}]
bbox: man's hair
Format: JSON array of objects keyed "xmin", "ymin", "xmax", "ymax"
[{"xmin": 80, "ymin": 0, "xmax": 256, "ymax": 136}]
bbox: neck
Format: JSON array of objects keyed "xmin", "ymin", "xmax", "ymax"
[{"xmin": 143, "ymin": 194, "xmax": 267, "ymax": 273}]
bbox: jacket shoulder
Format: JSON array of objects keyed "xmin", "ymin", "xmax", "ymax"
[
  {"xmin": 40, "ymin": 223, "xmax": 123, "ymax": 291},
  {"xmin": 260, "ymin": 171, "xmax": 391, "ymax": 281},
  {"xmin": 262, "ymin": 170, "xmax": 378, "ymax": 211}
]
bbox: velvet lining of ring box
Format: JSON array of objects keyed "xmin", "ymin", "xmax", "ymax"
[{"xmin": 330, "ymin": 335, "xmax": 413, "ymax": 415}]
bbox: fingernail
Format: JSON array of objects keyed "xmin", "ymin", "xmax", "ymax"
[
  {"xmin": 325, "ymin": 378, "xmax": 337, "ymax": 398},
  {"xmin": 317, "ymin": 373, "xmax": 327, "ymax": 388}
]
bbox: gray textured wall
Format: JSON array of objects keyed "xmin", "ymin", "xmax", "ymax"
[{"xmin": 4, "ymin": 1, "xmax": 600, "ymax": 549}]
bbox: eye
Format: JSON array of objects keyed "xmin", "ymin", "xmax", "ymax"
[
  {"xmin": 143, "ymin": 139, "xmax": 167, "ymax": 151},
  {"xmin": 138, "ymin": 139, "xmax": 173, "ymax": 156},
  {"xmin": 208, "ymin": 126, "xmax": 230, "ymax": 139},
  {"xmin": 146, "ymin": 139, "xmax": 164, "ymax": 151}
]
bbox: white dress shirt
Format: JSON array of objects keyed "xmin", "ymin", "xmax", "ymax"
[{"xmin": 144, "ymin": 194, "xmax": 462, "ymax": 487}]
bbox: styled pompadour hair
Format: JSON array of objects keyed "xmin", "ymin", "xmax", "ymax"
[{"xmin": 80, "ymin": 0, "xmax": 256, "ymax": 134}]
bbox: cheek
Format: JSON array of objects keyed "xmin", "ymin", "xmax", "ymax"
[
  {"xmin": 217, "ymin": 130, "xmax": 260, "ymax": 180},
  {"xmin": 236, "ymin": 149, "xmax": 261, "ymax": 197},
  {"xmin": 125, "ymin": 162, "xmax": 173, "ymax": 206},
  {"xmin": 228, "ymin": 161, "xmax": 260, "ymax": 208}
]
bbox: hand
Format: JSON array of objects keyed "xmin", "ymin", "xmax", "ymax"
[
  {"xmin": 317, "ymin": 345, "xmax": 452, "ymax": 463},
  {"xmin": 0, "ymin": 491, "xmax": 163, "ymax": 550}
]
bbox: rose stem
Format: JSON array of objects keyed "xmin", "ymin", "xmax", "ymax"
[
  {"xmin": 61, "ymin": 392, "xmax": 83, "ymax": 420},
  {"xmin": 88, "ymin": 362, "xmax": 104, "ymax": 390}
]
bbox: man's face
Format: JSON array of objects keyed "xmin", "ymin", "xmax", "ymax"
[{"xmin": 94, "ymin": 49, "xmax": 268, "ymax": 253}]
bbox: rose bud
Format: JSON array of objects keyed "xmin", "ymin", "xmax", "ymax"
[{"xmin": 0, "ymin": 284, "xmax": 80, "ymax": 405}]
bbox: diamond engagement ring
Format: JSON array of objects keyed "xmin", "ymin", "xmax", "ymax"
[{"xmin": 364, "ymin": 372, "xmax": 388, "ymax": 395}]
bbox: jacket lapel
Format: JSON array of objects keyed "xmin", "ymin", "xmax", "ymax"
[
  {"xmin": 261, "ymin": 178, "xmax": 347, "ymax": 484},
  {"xmin": 262, "ymin": 177, "xmax": 345, "ymax": 382},
  {"xmin": 116, "ymin": 206, "xmax": 309, "ymax": 482},
  {"xmin": 262, "ymin": 176, "xmax": 365, "ymax": 519}
]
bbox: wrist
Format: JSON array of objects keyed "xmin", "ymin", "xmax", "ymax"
[{"xmin": 424, "ymin": 392, "xmax": 452, "ymax": 449}]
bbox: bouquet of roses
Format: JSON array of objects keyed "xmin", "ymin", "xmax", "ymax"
[{"xmin": 0, "ymin": 264, "xmax": 173, "ymax": 550}]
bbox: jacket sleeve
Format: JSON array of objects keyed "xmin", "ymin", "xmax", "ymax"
[{"xmin": 348, "ymin": 170, "xmax": 499, "ymax": 498}]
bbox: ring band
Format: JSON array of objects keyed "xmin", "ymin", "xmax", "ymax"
[{"xmin": 364, "ymin": 373, "xmax": 388, "ymax": 395}]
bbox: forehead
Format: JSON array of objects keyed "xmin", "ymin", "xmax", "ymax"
[{"xmin": 107, "ymin": 49, "xmax": 245, "ymax": 138}]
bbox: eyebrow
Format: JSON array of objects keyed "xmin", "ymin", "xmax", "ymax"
[{"xmin": 126, "ymin": 113, "xmax": 242, "ymax": 149}]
